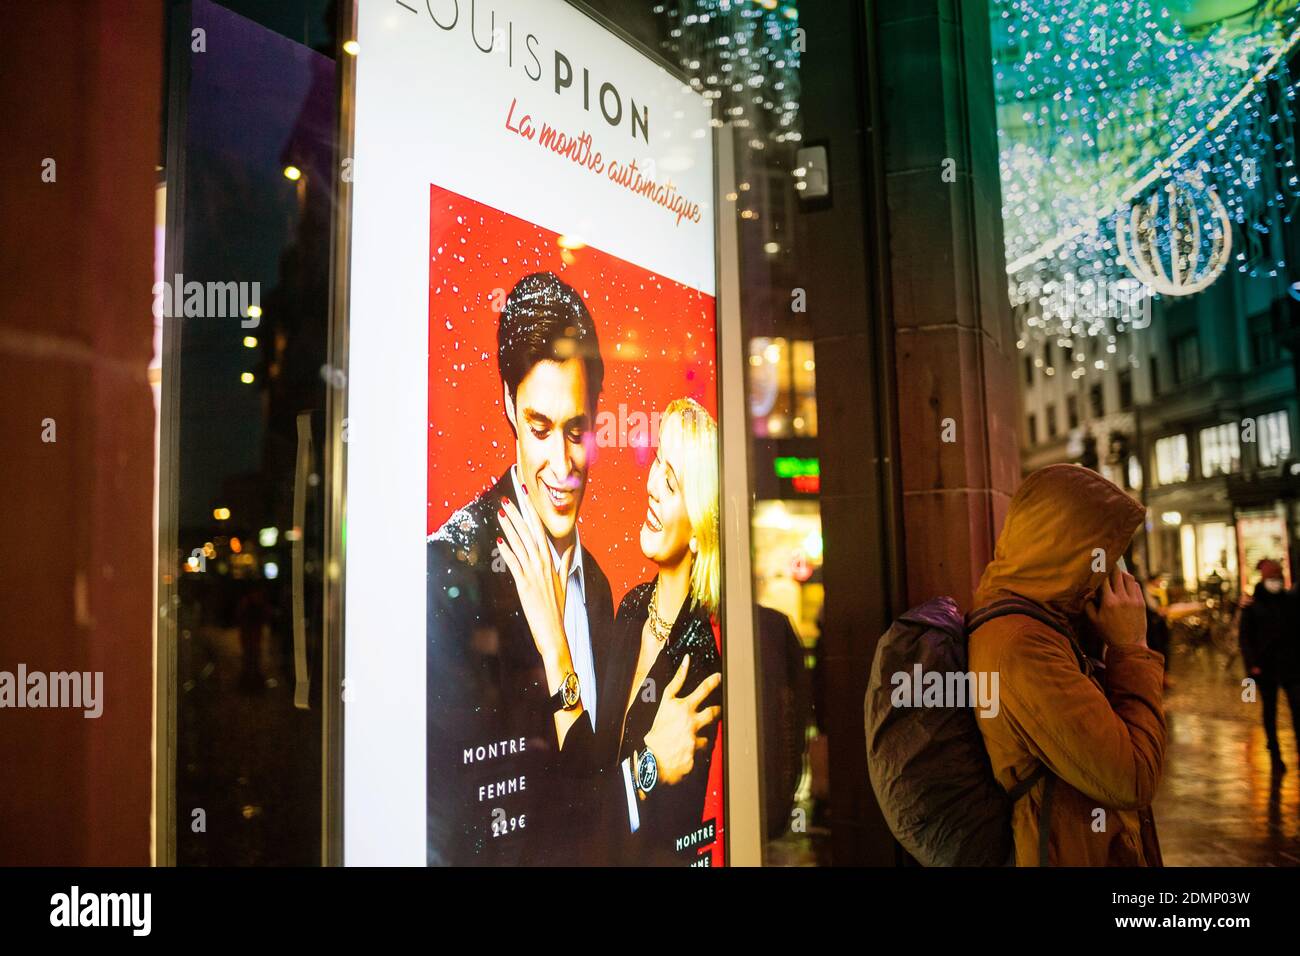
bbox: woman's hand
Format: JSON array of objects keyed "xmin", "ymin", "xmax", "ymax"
[
  {"xmin": 642, "ymin": 655, "xmax": 722, "ymax": 786},
  {"xmin": 496, "ymin": 494, "xmax": 572, "ymax": 681}
]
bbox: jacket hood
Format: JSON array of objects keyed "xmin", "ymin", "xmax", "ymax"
[{"xmin": 974, "ymin": 464, "xmax": 1145, "ymax": 624}]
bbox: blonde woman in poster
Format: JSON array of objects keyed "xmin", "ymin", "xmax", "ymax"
[{"xmin": 498, "ymin": 397, "xmax": 723, "ymax": 864}]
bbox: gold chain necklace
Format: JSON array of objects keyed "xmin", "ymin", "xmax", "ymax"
[{"xmin": 647, "ymin": 581, "xmax": 673, "ymax": 643}]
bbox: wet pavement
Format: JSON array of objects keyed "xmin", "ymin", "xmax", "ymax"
[{"xmin": 1153, "ymin": 637, "xmax": 1300, "ymax": 866}]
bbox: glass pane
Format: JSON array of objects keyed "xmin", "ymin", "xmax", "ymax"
[{"xmin": 162, "ymin": 0, "xmax": 338, "ymax": 865}]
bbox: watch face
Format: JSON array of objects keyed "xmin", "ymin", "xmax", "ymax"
[
  {"xmin": 561, "ymin": 672, "xmax": 581, "ymax": 709},
  {"xmin": 637, "ymin": 749, "xmax": 658, "ymax": 793}
]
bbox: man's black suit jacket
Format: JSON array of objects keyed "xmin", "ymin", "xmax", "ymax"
[{"xmin": 426, "ymin": 469, "xmax": 618, "ymax": 865}]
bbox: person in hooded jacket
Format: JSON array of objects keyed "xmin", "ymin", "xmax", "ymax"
[
  {"xmin": 968, "ymin": 464, "xmax": 1167, "ymax": 866},
  {"xmin": 1239, "ymin": 558, "xmax": 1300, "ymax": 774}
]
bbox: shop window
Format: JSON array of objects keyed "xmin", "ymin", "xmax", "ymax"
[
  {"xmin": 1067, "ymin": 395, "xmax": 1079, "ymax": 429},
  {"xmin": 1023, "ymin": 354, "xmax": 1034, "ymax": 385},
  {"xmin": 1026, "ymin": 413, "xmax": 1038, "ymax": 445},
  {"xmin": 1237, "ymin": 512, "xmax": 1292, "ymax": 591},
  {"xmin": 1118, "ymin": 369, "xmax": 1133, "ymax": 410},
  {"xmin": 1257, "ymin": 409, "xmax": 1292, "ymax": 467},
  {"xmin": 1193, "ymin": 522, "xmax": 1237, "ymax": 594},
  {"xmin": 748, "ymin": 337, "xmax": 818, "ymax": 438},
  {"xmin": 1199, "ymin": 422, "xmax": 1240, "ymax": 477},
  {"xmin": 1153, "ymin": 433, "xmax": 1190, "ymax": 485},
  {"xmin": 1046, "ymin": 404, "xmax": 1058, "ymax": 438},
  {"xmin": 1127, "ymin": 454, "xmax": 1143, "ymax": 490},
  {"xmin": 751, "ymin": 501, "xmax": 824, "ymax": 648}
]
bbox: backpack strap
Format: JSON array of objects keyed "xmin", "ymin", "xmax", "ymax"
[
  {"xmin": 1005, "ymin": 763, "xmax": 1048, "ymax": 802},
  {"xmin": 1001, "ymin": 765, "xmax": 1056, "ymax": 867},
  {"xmin": 1036, "ymin": 777, "xmax": 1056, "ymax": 868},
  {"xmin": 966, "ymin": 597, "xmax": 1091, "ymax": 676},
  {"xmin": 967, "ymin": 597, "xmax": 1086, "ymax": 868}
]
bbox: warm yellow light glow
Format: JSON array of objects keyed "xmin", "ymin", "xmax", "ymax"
[
  {"xmin": 283, "ymin": 165, "xmax": 302, "ymax": 181},
  {"xmin": 246, "ymin": 305, "xmax": 263, "ymax": 319},
  {"xmin": 241, "ymin": 371, "xmax": 255, "ymax": 384},
  {"xmin": 342, "ymin": 39, "xmax": 360, "ymax": 56},
  {"xmin": 214, "ymin": 508, "xmax": 231, "ymax": 521},
  {"xmin": 229, "ymin": 537, "xmax": 242, "ymax": 554},
  {"xmin": 243, "ymin": 336, "xmax": 258, "ymax": 348}
]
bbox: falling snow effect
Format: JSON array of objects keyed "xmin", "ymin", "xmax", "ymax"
[{"xmin": 426, "ymin": 183, "xmax": 717, "ymax": 601}]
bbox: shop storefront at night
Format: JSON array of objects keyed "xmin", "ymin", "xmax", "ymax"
[{"xmin": 15, "ymin": 0, "xmax": 1300, "ymax": 882}]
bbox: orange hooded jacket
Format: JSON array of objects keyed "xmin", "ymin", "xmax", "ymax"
[{"xmin": 969, "ymin": 464, "xmax": 1166, "ymax": 866}]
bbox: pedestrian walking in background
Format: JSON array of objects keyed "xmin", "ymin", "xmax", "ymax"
[{"xmin": 1240, "ymin": 559, "xmax": 1300, "ymax": 775}]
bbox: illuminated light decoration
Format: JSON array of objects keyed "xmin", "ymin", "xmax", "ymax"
[
  {"xmin": 773, "ymin": 455, "xmax": 819, "ymax": 478},
  {"xmin": 653, "ymin": 1, "xmax": 802, "ymax": 145},
  {"xmin": 992, "ymin": 0, "xmax": 1300, "ymax": 361},
  {"xmin": 791, "ymin": 474, "xmax": 820, "ymax": 494},
  {"xmin": 283, "ymin": 165, "xmax": 302, "ymax": 181},
  {"xmin": 1116, "ymin": 175, "xmax": 1232, "ymax": 296}
]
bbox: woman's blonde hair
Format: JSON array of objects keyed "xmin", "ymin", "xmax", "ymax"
[{"xmin": 657, "ymin": 398, "xmax": 720, "ymax": 616}]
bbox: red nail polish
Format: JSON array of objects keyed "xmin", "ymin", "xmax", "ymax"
[
  {"xmin": 498, "ymin": 507, "xmax": 506, "ymax": 517},
  {"xmin": 496, "ymin": 537, "xmax": 504, "ymax": 545}
]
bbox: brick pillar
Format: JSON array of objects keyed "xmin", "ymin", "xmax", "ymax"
[
  {"xmin": 0, "ymin": 2, "xmax": 160, "ymax": 864},
  {"xmin": 878, "ymin": 0, "xmax": 1020, "ymax": 608}
]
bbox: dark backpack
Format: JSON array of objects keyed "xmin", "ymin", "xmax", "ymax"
[{"xmin": 864, "ymin": 596, "xmax": 1087, "ymax": 866}]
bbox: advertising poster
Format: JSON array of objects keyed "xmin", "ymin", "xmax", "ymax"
[{"xmin": 345, "ymin": 0, "xmax": 721, "ymax": 866}]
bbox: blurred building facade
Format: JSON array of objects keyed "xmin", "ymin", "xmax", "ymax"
[{"xmin": 1018, "ymin": 266, "xmax": 1300, "ymax": 596}]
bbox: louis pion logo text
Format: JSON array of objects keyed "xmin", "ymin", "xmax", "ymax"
[{"xmin": 398, "ymin": 0, "xmax": 651, "ymax": 143}]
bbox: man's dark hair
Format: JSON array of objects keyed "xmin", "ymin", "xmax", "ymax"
[{"xmin": 497, "ymin": 272, "xmax": 604, "ymax": 414}]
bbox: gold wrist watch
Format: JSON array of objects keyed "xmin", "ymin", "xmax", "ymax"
[{"xmin": 549, "ymin": 672, "xmax": 580, "ymax": 713}]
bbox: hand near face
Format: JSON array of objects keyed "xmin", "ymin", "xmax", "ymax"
[
  {"xmin": 643, "ymin": 655, "xmax": 722, "ymax": 786},
  {"xmin": 496, "ymin": 494, "xmax": 571, "ymax": 677},
  {"xmin": 1084, "ymin": 565, "xmax": 1148, "ymax": 649}
]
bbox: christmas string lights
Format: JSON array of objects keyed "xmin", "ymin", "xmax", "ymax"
[
  {"xmin": 992, "ymin": 0, "xmax": 1300, "ymax": 361},
  {"xmin": 652, "ymin": 0, "xmax": 802, "ymax": 145}
]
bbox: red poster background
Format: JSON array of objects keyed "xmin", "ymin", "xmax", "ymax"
[{"xmin": 427, "ymin": 183, "xmax": 724, "ymax": 865}]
